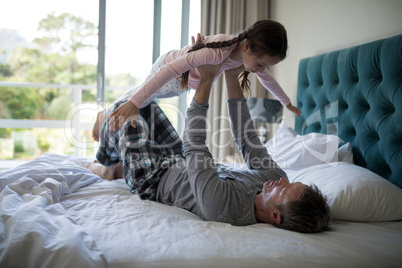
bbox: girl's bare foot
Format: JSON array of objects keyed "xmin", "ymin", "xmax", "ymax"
[
  {"xmin": 92, "ymin": 110, "xmax": 106, "ymax": 142},
  {"xmin": 85, "ymin": 161, "xmax": 123, "ymax": 181}
]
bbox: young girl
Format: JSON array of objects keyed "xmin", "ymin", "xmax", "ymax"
[{"xmin": 93, "ymin": 20, "xmax": 301, "ymax": 139}]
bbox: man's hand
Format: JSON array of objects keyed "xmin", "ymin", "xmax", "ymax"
[
  {"xmin": 108, "ymin": 101, "xmax": 139, "ymax": 130},
  {"xmin": 225, "ymin": 65, "xmax": 245, "ymax": 99},
  {"xmin": 190, "ymin": 33, "xmax": 222, "ymax": 104},
  {"xmin": 193, "ymin": 63, "xmax": 223, "ymax": 104},
  {"xmin": 197, "ymin": 63, "xmax": 223, "ymax": 78},
  {"xmin": 225, "ymin": 65, "xmax": 245, "ymax": 78},
  {"xmin": 192, "ymin": 33, "xmax": 221, "ymax": 78}
]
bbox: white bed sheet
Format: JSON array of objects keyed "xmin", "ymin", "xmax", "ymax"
[{"xmin": 1, "ymin": 154, "xmax": 401, "ymax": 268}]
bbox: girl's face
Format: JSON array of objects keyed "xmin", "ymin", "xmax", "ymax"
[{"xmin": 241, "ymin": 42, "xmax": 281, "ymax": 73}]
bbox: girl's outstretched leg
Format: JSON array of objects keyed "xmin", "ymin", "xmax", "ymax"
[{"xmin": 85, "ymin": 161, "xmax": 123, "ymax": 180}]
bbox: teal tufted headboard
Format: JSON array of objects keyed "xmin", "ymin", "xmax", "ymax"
[{"xmin": 295, "ymin": 34, "xmax": 402, "ymax": 188}]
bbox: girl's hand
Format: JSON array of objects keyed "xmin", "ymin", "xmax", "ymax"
[
  {"xmin": 108, "ymin": 101, "xmax": 139, "ymax": 131},
  {"xmin": 286, "ymin": 103, "xmax": 302, "ymax": 118},
  {"xmin": 191, "ymin": 33, "xmax": 206, "ymax": 45}
]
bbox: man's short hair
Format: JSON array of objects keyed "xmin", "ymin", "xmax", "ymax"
[{"xmin": 273, "ymin": 184, "xmax": 331, "ymax": 233}]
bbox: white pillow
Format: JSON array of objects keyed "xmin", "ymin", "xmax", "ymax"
[
  {"xmin": 331, "ymin": 142, "xmax": 354, "ymax": 163},
  {"xmin": 290, "ymin": 162, "xmax": 402, "ymax": 222},
  {"xmin": 265, "ymin": 121, "xmax": 342, "ymax": 170}
]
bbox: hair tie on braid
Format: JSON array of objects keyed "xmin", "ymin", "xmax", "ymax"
[{"xmin": 246, "ymin": 28, "xmax": 252, "ymax": 39}]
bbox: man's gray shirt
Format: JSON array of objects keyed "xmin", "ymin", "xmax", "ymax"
[{"xmin": 156, "ymin": 98, "xmax": 287, "ymax": 226}]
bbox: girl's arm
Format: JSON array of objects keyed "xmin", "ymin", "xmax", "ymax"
[
  {"xmin": 256, "ymin": 69, "xmax": 301, "ymax": 117},
  {"xmin": 108, "ymin": 45, "xmax": 234, "ymax": 131},
  {"xmin": 130, "ymin": 45, "xmax": 231, "ymax": 109}
]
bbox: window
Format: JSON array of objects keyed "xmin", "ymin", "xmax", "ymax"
[
  {"xmin": 0, "ymin": 0, "xmax": 99, "ymax": 164},
  {"xmin": 157, "ymin": 0, "xmax": 200, "ymax": 136},
  {"xmin": 104, "ymin": 0, "xmax": 200, "ymax": 136},
  {"xmin": 0, "ymin": 0, "xmax": 200, "ymax": 164}
]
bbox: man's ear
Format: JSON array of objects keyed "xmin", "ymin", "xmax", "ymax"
[{"xmin": 271, "ymin": 209, "xmax": 281, "ymax": 225}]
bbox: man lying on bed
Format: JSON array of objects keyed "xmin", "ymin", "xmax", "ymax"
[{"xmin": 86, "ymin": 63, "xmax": 331, "ymax": 233}]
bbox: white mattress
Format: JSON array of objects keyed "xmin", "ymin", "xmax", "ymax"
[{"xmin": 1, "ymin": 154, "xmax": 401, "ymax": 268}]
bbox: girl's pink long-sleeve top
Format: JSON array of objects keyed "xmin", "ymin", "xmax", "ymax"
[{"xmin": 129, "ymin": 34, "xmax": 290, "ymax": 108}]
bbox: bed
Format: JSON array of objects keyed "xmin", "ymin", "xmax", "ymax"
[{"xmin": 1, "ymin": 35, "xmax": 402, "ymax": 268}]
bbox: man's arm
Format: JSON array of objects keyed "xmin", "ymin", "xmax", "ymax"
[
  {"xmin": 192, "ymin": 68, "xmax": 215, "ymax": 104},
  {"xmin": 182, "ymin": 63, "xmax": 234, "ymax": 222},
  {"xmin": 224, "ymin": 68, "xmax": 282, "ymax": 171}
]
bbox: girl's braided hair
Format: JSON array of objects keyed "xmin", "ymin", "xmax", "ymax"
[{"xmin": 179, "ymin": 20, "xmax": 288, "ymax": 96}]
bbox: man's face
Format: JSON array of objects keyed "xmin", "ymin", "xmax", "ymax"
[{"xmin": 260, "ymin": 177, "xmax": 308, "ymax": 207}]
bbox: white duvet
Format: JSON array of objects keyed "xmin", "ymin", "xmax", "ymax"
[
  {"xmin": 1, "ymin": 154, "xmax": 401, "ymax": 268},
  {"xmin": 0, "ymin": 154, "xmax": 107, "ymax": 268}
]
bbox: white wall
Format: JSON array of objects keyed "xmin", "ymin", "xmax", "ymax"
[{"xmin": 270, "ymin": 0, "xmax": 402, "ymax": 127}]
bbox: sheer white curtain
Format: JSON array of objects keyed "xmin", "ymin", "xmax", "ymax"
[{"xmin": 200, "ymin": 0, "xmax": 272, "ymax": 162}]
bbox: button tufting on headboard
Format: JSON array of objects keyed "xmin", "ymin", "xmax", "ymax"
[{"xmin": 295, "ymin": 34, "xmax": 402, "ymax": 188}]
